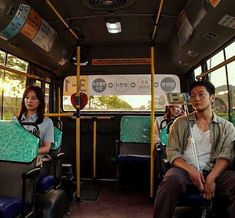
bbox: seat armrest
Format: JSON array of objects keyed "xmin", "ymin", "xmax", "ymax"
[
  {"xmin": 21, "ymin": 167, "xmax": 41, "ymax": 217},
  {"xmin": 22, "ymin": 167, "xmax": 41, "ymax": 179},
  {"xmin": 55, "ymin": 152, "xmax": 65, "ymax": 160},
  {"xmin": 53, "ymin": 152, "xmax": 65, "ymax": 189}
]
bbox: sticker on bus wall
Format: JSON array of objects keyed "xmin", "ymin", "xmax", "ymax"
[
  {"xmin": 0, "ymin": 4, "xmax": 30, "ymax": 40},
  {"xmin": 176, "ymin": 10, "xmax": 194, "ymax": 46},
  {"xmin": 32, "ymin": 19, "xmax": 57, "ymax": 52},
  {"xmin": 218, "ymin": 15, "xmax": 235, "ymax": 29},
  {"xmin": 209, "ymin": 0, "xmax": 221, "ymax": 7}
]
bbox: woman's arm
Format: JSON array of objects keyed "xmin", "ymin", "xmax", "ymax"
[{"xmin": 38, "ymin": 141, "xmax": 51, "ymax": 155}]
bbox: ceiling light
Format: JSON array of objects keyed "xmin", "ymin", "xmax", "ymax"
[{"xmin": 106, "ymin": 20, "xmax": 122, "ymax": 33}]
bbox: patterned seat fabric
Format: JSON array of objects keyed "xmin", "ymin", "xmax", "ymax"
[
  {"xmin": 0, "ymin": 121, "xmax": 39, "ymax": 218},
  {"xmin": 0, "ymin": 121, "xmax": 39, "ymax": 163}
]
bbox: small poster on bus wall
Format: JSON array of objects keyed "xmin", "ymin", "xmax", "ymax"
[{"xmin": 32, "ymin": 19, "xmax": 57, "ymax": 52}]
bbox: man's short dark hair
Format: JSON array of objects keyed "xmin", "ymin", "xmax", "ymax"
[{"xmin": 189, "ymin": 80, "xmax": 215, "ymax": 96}]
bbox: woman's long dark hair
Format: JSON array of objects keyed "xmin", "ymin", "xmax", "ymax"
[{"xmin": 18, "ymin": 86, "xmax": 45, "ymax": 124}]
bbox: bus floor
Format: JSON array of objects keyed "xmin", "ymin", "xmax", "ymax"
[
  {"xmin": 67, "ymin": 180, "xmax": 214, "ymax": 218},
  {"xmin": 68, "ymin": 180, "xmax": 153, "ymax": 218}
]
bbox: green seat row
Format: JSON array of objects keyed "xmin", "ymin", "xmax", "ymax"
[
  {"xmin": 120, "ymin": 116, "xmax": 151, "ymax": 143},
  {"xmin": 0, "ymin": 120, "xmax": 39, "ymax": 163}
]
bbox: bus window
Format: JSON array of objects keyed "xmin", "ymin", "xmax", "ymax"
[
  {"xmin": 207, "ymin": 51, "xmax": 228, "ymax": 119},
  {"xmin": 62, "ymin": 74, "xmax": 181, "ymax": 112},
  {"xmin": 45, "ymin": 83, "xmax": 50, "ymax": 113},
  {"xmin": 0, "ymin": 72, "xmax": 26, "ymax": 119},
  {"xmin": 34, "ymin": 80, "xmax": 42, "ymax": 87},
  {"xmin": 225, "ymin": 42, "xmax": 235, "ymax": 125},
  {"xmin": 63, "ymin": 94, "xmax": 167, "ymax": 112},
  {"xmin": 0, "ymin": 52, "xmax": 27, "ymax": 120},
  {"xmin": 0, "ymin": 51, "xmax": 6, "ymax": 65},
  {"xmin": 6, "ymin": 54, "xmax": 28, "ymax": 72},
  {"xmin": 194, "ymin": 66, "xmax": 202, "ymax": 79}
]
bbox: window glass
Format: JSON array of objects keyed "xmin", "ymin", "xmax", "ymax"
[
  {"xmin": 225, "ymin": 41, "xmax": 235, "ymax": 59},
  {"xmin": 6, "ymin": 54, "xmax": 28, "ymax": 72},
  {"xmin": 45, "ymin": 83, "xmax": 50, "ymax": 113},
  {"xmin": 208, "ymin": 51, "xmax": 228, "ymax": 120},
  {"xmin": 194, "ymin": 66, "xmax": 202, "ymax": 79},
  {"xmin": 1, "ymin": 72, "xmax": 25, "ymax": 119},
  {"xmin": 63, "ymin": 94, "xmax": 161, "ymax": 111},
  {"xmin": 34, "ymin": 80, "xmax": 42, "ymax": 87},
  {"xmin": 227, "ymin": 62, "xmax": 235, "ymax": 126},
  {"xmin": 0, "ymin": 52, "xmax": 27, "ymax": 120},
  {"xmin": 207, "ymin": 50, "xmax": 224, "ymax": 68},
  {"xmin": 0, "ymin": 51, "xmax": 6, "ymax": 65},
  {"xmin": 0, "ymin": 69, "xmax": 4, "ymax": 119},
  {"xmin": 62, "ymin": 74, "xmax": 181, "ymax": 112},
  {"xmin": 225, "ymin": 41, "xmax": 235, "ymax": 125}
]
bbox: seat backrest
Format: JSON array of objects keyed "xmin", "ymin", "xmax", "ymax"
[
  {"xmin": 159, "ymin": 119, "xmax": 174, "ymax": 146},
  {"xmin": 42, "ymin": 122, "xmax": 63, "ymax": 190},
  {"xmin": 51, "ymin": 119, "xmax": 63, "ymax": 152},
  {"xmin": 51, "ymin": 126, "xmax": 63, "ymax": 152},
  {"xmin": 120, "ymin": 116, "xmax": 150, "ymax": 143},
  {"xmin": 0, "ymin": 120, "xmax": 39, "ymax": 198},
  {"xmin": 119, "ymin": 116, "xmax": 150, "ymax": 156}
]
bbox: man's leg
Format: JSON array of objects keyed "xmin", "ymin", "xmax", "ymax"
[
  {"xmin": 215, "ymin": 170, "xmax": 235, "ymax": 218},
  {"xmin": 153, "ymin": 167, "xmax": 192, "ymax": 218}
]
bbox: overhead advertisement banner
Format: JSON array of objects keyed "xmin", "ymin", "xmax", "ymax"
[
  {"xmin": 0, "ymin": 4, "xmax": 30, "ymax": 40},
  {"xmin": 63, "ymin": 74, "xmax": 180, "ymax": 96},
  {"xmin": 20, "ymin": 9, "xmax": 42, "ymax": 40}
]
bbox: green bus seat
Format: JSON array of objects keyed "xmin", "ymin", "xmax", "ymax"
[
  {"xmin": 117, "ymin": 116, "xmax": 151, "ymax": 189},
  {"xmin": 159, "ymin": 119, "xmax": 174, "ymax": 146},
  {"xmin": 0, "ymin": 120, "xmax": 40, "ymax": 218},
  {"xmin": 51, "ymin": 127, "xmax": 63, "ymax": 151},
  {"xmin": 120, "ymin": 115, "xmax": 151, "ymax": 144},
  {"xmin": 0, "ymin": 120, "xmax": 39, "ymax": 163},
  {"xmin": 35, "ymin": 120, "xmax": 69, "ymax": 218}
]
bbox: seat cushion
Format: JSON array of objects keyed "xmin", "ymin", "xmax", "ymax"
[
  {"xmin": 0, "ymin": 197, "xmax": 21, "ymax": 218},
  {"xmin": 37, "ymin": 175, "xmax": 54, "ymax": 193}
]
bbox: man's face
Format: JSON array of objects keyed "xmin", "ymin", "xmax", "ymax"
[{"xmin": 190, "ymin": 86, "xmax": 215, "ymax": 111}]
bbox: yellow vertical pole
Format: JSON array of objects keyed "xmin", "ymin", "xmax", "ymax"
[
  {"xmin": 93, "ymin": 118, "xmax": 97, "ymax": 178},
  {"xmin": 150, "ymin": 46, "xmax": 155, "ymax": 198},
  {"xmin": 76, "ymin": 46, "xmax": 81, "ymax": 199}
]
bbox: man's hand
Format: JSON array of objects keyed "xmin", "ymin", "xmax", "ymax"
[
  {"xmin": 203, "ymin": 176, "xmax": 216, "ymax": 200},
  {"xmin": 187, "ymin": 166, "xmax": 205, "ymax": 191}
]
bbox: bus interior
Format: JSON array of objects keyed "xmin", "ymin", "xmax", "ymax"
[{"xmin": 0, "ymin": 0, "xmax": 235, "ymax": 217}]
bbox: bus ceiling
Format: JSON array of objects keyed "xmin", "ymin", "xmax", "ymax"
[{"xmin": 0, "ymin": 0, "xmax": 235, "ymax": 77}]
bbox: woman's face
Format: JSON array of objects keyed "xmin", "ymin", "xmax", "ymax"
[
  {"xmin": 169, "ymin": 105, "xmax": 183, "ymax": 118},
  {"xmin": 24, "ymin": 90, "xmax": 40, "ymax": 113}
]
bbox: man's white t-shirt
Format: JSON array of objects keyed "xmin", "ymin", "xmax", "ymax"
[{"xmin": 182, "ymin": 124, "xmax": 212, "ymax": 170}]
